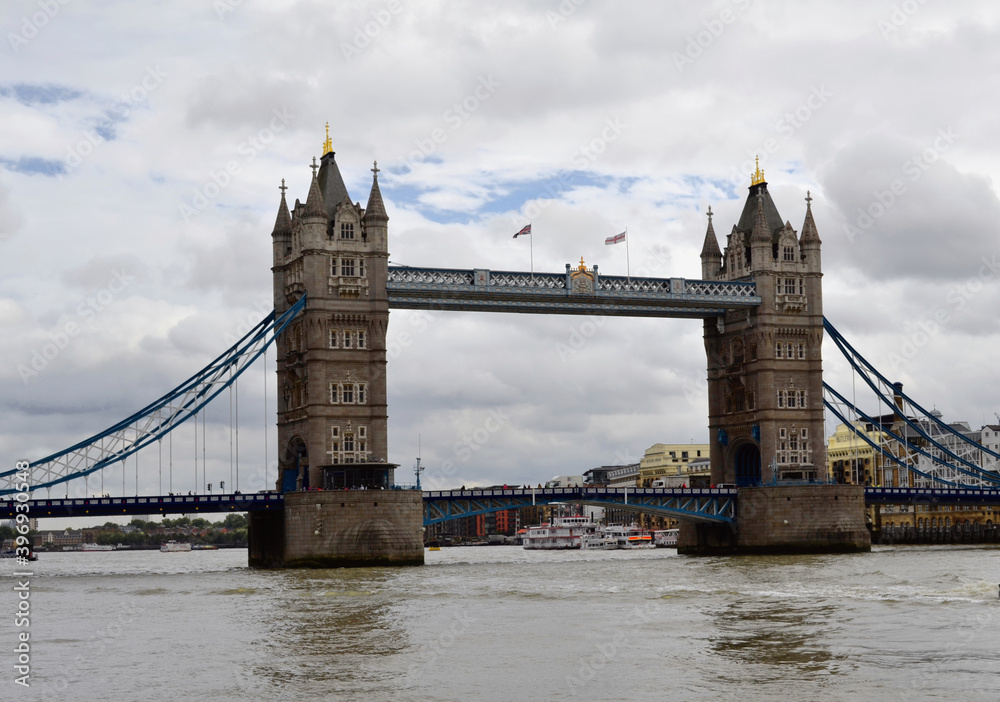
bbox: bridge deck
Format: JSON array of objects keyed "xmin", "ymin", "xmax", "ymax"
[
  {"xmin": 6, "ymin": 486, "xmax": 999, "ymax": 522},
  {"xmin": 1, "ymin": 492, "xmax": 285, "ymax": 519},
  {"xmin": 386, "ymin": 267, "xmax": 761, "ymax": 317}
]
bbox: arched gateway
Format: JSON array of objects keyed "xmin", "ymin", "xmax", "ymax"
[{"xmin": 248, "ymin": 143, "xmax": 868, "ymax": 567}]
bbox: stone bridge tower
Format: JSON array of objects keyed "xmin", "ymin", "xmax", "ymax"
[
  {"xmin": 681, "ymin": 162, "xmax": 868, "ymax": 555},
  {"xmin": 700, "ymin": 162, "xmax": 827, "ymax": 487},
  {"xmin": 250, "ymin": 127, "xmax": 423, "ymax": 568}
]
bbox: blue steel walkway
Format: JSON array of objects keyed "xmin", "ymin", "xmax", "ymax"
[
  {"xmin": 423, "ymin": 486, "xmax": 738, "ymax": 525},
  {"xmin": 7, "ymin": 486, "xmax": 999, "ymax": 523}
]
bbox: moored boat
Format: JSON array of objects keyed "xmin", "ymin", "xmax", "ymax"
[
  {"xmin": 81, "ymin": 543, "xmax": 115, "ymax": 552},
  {"xmin": 653, "ymin": 528, "xmax": 679, "ymax": 548},
  {"xmin": 160, "ymin": 541, "xmax": 192, "ymax": 553},
  {"xmin": 523, "ymin": 516, "xmax": 603, "ymax": 550},
  {"xmin": 603, "ymin": 524, "xmax": 655, "ymax": 549}
]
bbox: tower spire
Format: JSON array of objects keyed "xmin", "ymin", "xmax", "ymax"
[
  {"xmin": 751, "ymin": 155, "xmax": 765, "ymax": 186},
  {"xmin": 323, "ymin": 122, "xmax": 333, "ymax": 156},
  {"xmin": 750, "ymin": 190, "xmax": 770, "ymax": 244},
  {"xmin": 700, "ymin": 206, "xmax": 722, "ymax": 279},
  {"xmin": 271, "ymin": 178, "xmax": 291, "ymax": 235},
  {"xmin": 363, "ymin": 160, "xmax": 388, "ymax": 224},
  {"xmin": 800, "ymin": 190, "xmax": 821, "ymax": 245},
  {"xmin": 303, "ymin": 160, "xmax": 326, "ymax": 218}
]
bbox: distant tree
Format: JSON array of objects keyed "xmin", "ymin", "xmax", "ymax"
[
  {"xmin": 0, "ymin": 525, "xmax": 16, "ymax": 540},
  {"xmin": 190, "ymin": 518, "xmax": 210, "ymax": 529},
  {"xmin": 222, "ymin": 514, "xmax": 248, "ymax": 530},
  {"xmin": 102, "ymin": 521, "xmax": 120, "ymax": 530}
]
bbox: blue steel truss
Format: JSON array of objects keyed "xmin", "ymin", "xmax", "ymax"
[
  {"xmin": 0, "ymin": 296, "xmax": 307, "ymax": 496},
  {"xmin": 823, "ymin": 317, "xmax": 1000, "ymax": 488},
  {"xmin": 423, "ymin": 486, "xmax": 737, "ymax": 525},
  {"xmin": 386, "ymin": 267, "xmax": 761, "ymax": 317},
  {"xmin": 0, "ymin": 492, "xmax": 285, "ymax": 520}
]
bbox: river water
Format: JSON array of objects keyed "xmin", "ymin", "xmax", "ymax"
[{"xmin": 4, "ymin": 545, "xmax": 1000, "ymax": 701}]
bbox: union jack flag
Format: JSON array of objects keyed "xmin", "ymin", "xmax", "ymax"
[{"xmin": 513, "ymin": 224, "xmax": 531, "ymax": 238}]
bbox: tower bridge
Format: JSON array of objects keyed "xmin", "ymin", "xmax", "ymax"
[{"xmin": 8, "ymin": 136, "xmax": 999, "ymax": 566}]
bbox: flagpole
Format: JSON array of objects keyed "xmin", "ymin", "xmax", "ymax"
[
  {"xmin": 529, "ymin": 221, "xmax": 534, "ymax": 280},
  {"xmin": 625, "ymin": 226, "xmax": 630, "ymax": 281}
]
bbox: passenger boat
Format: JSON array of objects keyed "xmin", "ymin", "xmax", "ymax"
[
  {"xmin": 653, "ymin": 528, "xmax": 679, "ymax": 548},
  {"xmin": 160, "ymin": 541, "xmax": 192, "ymax": 553},
  {"xmin": 603, "ymin": 525, "xmax": 655, "ymax": 549},
  {"xmin": 522, "ymin": 516, "xmax": 604, "ymax": 550},
  {"xmin": 81, "ymin": 543, "xmax": 114, "ymax": 551}
]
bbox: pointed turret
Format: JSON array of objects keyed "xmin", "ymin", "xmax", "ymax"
[
  {"xmin": 271, "ymin": 179, "xmax": 292, "ymax": 236},
  {"xmin": 363, "ymin": 161, "xmax": 388, "ymax": 225},
  {"xmin": 700, "ymin": 206, "xmax": 722, "ymax": 279},
  {"xmin": 302, "ymin": 158, "xmax": 327, "ymax": 219},
  {"xmin": 750, "ymin": 191, "xmax": 770, "ymax": 244},
  {"xmin": 800, "ymin": 191, "xmax": 821, "ymax": 245},
  {"xmin": 799, "ymin": 190, "xmax": 821, "ymax": 273}
]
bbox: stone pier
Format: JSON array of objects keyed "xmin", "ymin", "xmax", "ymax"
[
  {"xmin": 249, "ymin": 491, "xmax": 424, "ymax": 568},
  {"xmin": 677, "ymin": 484, "xmax": 871, "ymax": 555}
]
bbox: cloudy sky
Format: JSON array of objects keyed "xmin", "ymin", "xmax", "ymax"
[{"xmin": 3, "ymin": 0, "xmax": 1000, "ymax": 504}]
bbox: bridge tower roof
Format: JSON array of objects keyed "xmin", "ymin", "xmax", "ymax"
[
  {"xmin": 736, "ymin": 180, "xmax": 785, "ymax": 243},
  {"xmin": 318, "ymin": 149, "xmax": 351, "ymax": 217}
]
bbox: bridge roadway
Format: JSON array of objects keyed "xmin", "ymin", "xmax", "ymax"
[{"xmin": 3, "ymin": 486, "xmax": 999, "ymax": 523}]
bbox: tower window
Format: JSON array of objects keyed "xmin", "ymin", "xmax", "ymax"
[
  {"xmin": 343, "ymin": 331, "xmax": 354, "ymax": 349},
  {"xmin": 776, "ymin": 343, "xmax": 783, "ymax": 359},
  {"xmin": 797, "ymin": 343, "xmax": 805, "ymax": 359},
  {"xmin": 341, "ymin": 258, "xmax": 355, "ymax": 276},
  {"xmin": 357, "ymin": 383, "xmax": 366, "ymax": 404},
  {"xmin": 357, "ymin": 330, "xmax": 366, "ymax": 349},
  {"xmin": 341, "ymin": 222, "xmax": 355, "ymax": 240},
  {"xmin": 342, "ymin": 385, "xmax": 354, "ymax": 403},
  {"xmin": 329, "ymin": 382, "xmax": 339, "ymax": 404},
  {"xmin": 329, "ymin": 329, "xmax": 339, "ymax": 348},
  {"xmin": 783, "ymin": 246, "xmax": 795, "ymax": 261},
  {"xmin": 784, "ymin": 278, "xmax": 796, "ymax": 295}
]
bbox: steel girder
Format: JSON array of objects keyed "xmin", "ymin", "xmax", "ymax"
[
  {"xmin": 0, "ymin": 491, "xmax": 285, "ymax": 520},
  {"xmin": 422, "ymin": 487, "xmax": 737, "ymax": 525},
  {"xmin": 386, "ymin": 267, "xmax": 760, "ymax": 317}
]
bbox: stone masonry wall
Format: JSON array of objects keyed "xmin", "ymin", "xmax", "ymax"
[
  {"xmin": 281, "ymin": 490, "xmax": 424, "ymax": 568},
  {"xmin": 737, "ymin": 484, "xmax": 870, "ymax": 554}
]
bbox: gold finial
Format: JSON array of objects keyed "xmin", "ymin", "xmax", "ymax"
[
  {"xmin": 323, "ymin": 122, "xmax": 333, "ymax": 156},
  {"xmin": 750, "ymin": 155, "xmax": 765, "ymax": 186},
  {"xmin": 578, "ymin": 257, "xmax": 587, "ymax": 271}
]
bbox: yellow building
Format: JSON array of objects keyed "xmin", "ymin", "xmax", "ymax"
[
  {"xmin": 827, "ymin": 421, "xmax": 891, "ymax": 487},
  {"xmin": 638, "ymin": 443, "xmax": 710, "ymax": 488}
]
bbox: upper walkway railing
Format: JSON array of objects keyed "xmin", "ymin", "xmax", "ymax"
[{"xmin": 386, "ymin": 266, "xmax": 760, "ymax": 317}]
